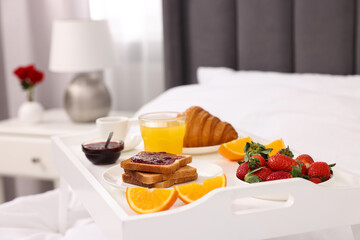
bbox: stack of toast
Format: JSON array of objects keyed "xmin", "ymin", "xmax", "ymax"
[{"xmin": 121, "ymin": 151, "xmax": 198, "ymax": 188}]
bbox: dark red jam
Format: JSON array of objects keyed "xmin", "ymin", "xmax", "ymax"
[
  {"xmin": 83, "ymin": 142, "xmax": 123, "ymax": 152},
  {"xmin": 82, "ymin": 141, "xmax": 124, "ymax": 165},
  {"xmin": 131, "ymin": 152, "xmax": 183, "ymax": 165}
]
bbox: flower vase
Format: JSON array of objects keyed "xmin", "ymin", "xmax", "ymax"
[{"xmin": 18, "ymin": 101, "xmax": 44, "ymax": 124}]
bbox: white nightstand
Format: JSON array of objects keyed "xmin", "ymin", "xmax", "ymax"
[{"xmin": 0, "ymin": 108, "xmax": 134, "ymax": 203}]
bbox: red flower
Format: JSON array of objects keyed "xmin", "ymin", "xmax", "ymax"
[
  {"xmin": 14, "ymin": 67, "xmax": 27, "ymax": 82},
  {"xmin": 27, "ymin": 65, "xmax": 44, "ymax": 84},
  {"xmin": 13, "ymin": 64, "xmax": 44, "ymax": 101},
  {"xmin": 13, "ymin": 64, "xmax": 44, "ymax": 85}
]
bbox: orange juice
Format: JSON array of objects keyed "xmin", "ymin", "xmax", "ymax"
[{"xmin": 139, "ymin": 112, "xmax": 186, "ymax": 154}]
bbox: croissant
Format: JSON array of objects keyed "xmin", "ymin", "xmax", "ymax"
[{"xmin": 183, "ymin": 106, "xmax": 238, "ymax": 147}]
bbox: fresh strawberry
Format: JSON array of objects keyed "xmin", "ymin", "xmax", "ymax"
[
  {"xmin": 252, "ymin": 167, "xmax": 273, "ymax": 181},
  {"xmin": 236, "ymin": 162, "xmax": 250, "ymax": 181},
  {"xmin": 308, "ymin": 178, "xmax": 322, "ymax": 184},
  {"xmin": 266, "ymin": 171, "xmax": 292, "ymax": 181},
  {"xmin": 267, "ymin": 154, "xmax": 298, "ymax": 172},
  {"xmin": 296, "ymin": 154, "xmax": 314, "ymax": 169},
  {"xmin": 248, "ymin": 154, "xmax": 266, "ymax": 170},
  {"xmin": 290, "ymin": 161, "xmax": 307, "ymax": 177},
  {"xmin": 244, "ymin": 167, "xmax": 273, "ymax": 183},
  {"xmin": 277, "ymin": 146, "xmax": 294, "ymax": 158},
  {"xmin": 244, "ymin": 141, "xmax": 272, "ymax": 160},
  {"xmin": 307, "ymin": 162, "xmax": 335, "ymax": 181},
  {"xmin": 297, "ymin": 160, "xmax": 307, "ymax": 175}
]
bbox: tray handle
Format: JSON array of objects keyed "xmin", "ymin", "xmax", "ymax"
[
  {"xmin": 190, "ymin": 177, "xmax": 360, "ymax": 223},
  {"xmin": 200, "ymin": 178, "xmax": 326, "ymax": 216}
]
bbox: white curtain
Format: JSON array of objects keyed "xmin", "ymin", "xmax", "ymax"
[{"xmin": 89, "ymin": 0, "xmax": 165, "ymax": 111}]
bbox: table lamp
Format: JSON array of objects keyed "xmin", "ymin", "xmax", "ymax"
[{"xmin": 49, "ymin": 20, "xmax": 115, "ymax": 122}]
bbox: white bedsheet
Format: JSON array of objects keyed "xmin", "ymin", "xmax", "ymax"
[{"xmin": 0, "ymin": 190, "xmax": 106, "ymax": 240}]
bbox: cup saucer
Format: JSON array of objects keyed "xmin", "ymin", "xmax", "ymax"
[{"xmin": 123, "ymin": 135, "xmax": 142, "ymax": 152}]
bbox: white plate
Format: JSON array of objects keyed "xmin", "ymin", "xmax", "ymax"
[
  {"xmin": 182, "ymin": 144, "xmax": 220, "ymax": 155},
  {"xmin": 102, "ymin": 160, "xmax": 223, "ymax": 191}
]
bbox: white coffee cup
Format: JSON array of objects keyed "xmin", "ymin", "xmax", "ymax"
[{"xmin": 96, "ymin": 116, "xmax": 138, "ymax": 141}]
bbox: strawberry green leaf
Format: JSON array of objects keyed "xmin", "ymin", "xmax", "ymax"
[
  {"xmin": 328, "ymin": 163, "xmax": 336, "ymax": 168},
  {"xmin": 261, "ymin": 148, "xmax": 273, "ymax": 155},
  {"xmin": 248, "ymin": 157, "xmax": 260, "ymax": 169},
  {"xmin": 328, "ymin": 163, "xmax": 336, "ymax": 174},
  {"xmin": 244, "ymin": 142, "xmax": 251, "ymax": 152},
  {"xmin": 248, "ymin": 166, "xmax": 265, "ymax": 174},
  {"xmin": 244, "ymin": 152, "xmax": 251, "ymax": 162},
  {"xmin": 291, "ymin": 165, "xmax": 302, "ymax": 178},
  {"xmin": 244, "ymin": 141, "xmax": 273, "ymax": 161},
  {"xmin": 244, "ymin": 173, "xmax": 262, "ymax": 183},
  {"xmin": 278, "ymin": 146, "xmax": 294, "ymax": 158}
]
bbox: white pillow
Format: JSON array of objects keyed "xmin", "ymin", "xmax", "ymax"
[
  {"xmin": 197, "ymin": 67, "xmax": 360, "ymax": 84},
  {"xmin": 197, "ymin": 67, "xmax": 360, "ymax": 98}
]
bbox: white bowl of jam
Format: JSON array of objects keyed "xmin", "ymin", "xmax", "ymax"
[{"xmin": 82, "ymin": 139, "xmax": 124, "ymax": 165}]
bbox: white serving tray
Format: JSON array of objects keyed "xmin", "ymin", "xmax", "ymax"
[{"xmin": 51, "ymin": 130, "xmax": 360, "ymax": 240}]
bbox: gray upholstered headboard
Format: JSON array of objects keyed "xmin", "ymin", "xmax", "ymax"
[{"xmin": 162, "ymin": 0, "xmax": 360, "ymax": 88}]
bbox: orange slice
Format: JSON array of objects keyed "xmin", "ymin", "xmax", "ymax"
[
  {"xmin": 265, "ymin": 138, "xmax": 285, "ymax": 156},
  {"xmin": 218, "ymin": 137, "xmax": 252, "ymax": 160},
  {"xmin": 174, "ymin": 182, "xmax": 206, "ymax": 204},
  {"xmin": 175, "ymin": 174, "xmax": 227, "ymax": 204},
  {"xmin": 126, "ymin": 187, "xmax": 178, "ymax": 214},
  {"xmin": 203, "ymin": 174, "xmax": 227, "ymax": 190}
]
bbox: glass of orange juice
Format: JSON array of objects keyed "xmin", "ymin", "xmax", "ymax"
[{"xmin": 138, "ymin": 112, "xmax": 186, "ymax": 154}]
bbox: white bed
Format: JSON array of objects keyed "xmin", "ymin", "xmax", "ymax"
[{"xmin": 1, "ymin": 68, "xmax": 359, "ymax": 239}]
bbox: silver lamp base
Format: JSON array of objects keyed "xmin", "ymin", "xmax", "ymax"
[{"xmin": 64, "ymin": 72, "xmax": 111, "ymax": 122}]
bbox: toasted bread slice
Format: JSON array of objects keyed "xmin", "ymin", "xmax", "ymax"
[
  {"xmin": 120, "ymin": 151, "xmax": 192, "ymax": 174},
  {"xmin": 124, "ymin": 165, "xmax": 197, "ymax": 184},
  {"xmin": 122, "ymin": 172, "xmax": 198, "ymax": 188}
]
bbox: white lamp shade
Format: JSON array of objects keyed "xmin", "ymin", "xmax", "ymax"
[{"xmin": 49, "ymin": 20, "xmax": 115, "ymax": 72}]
